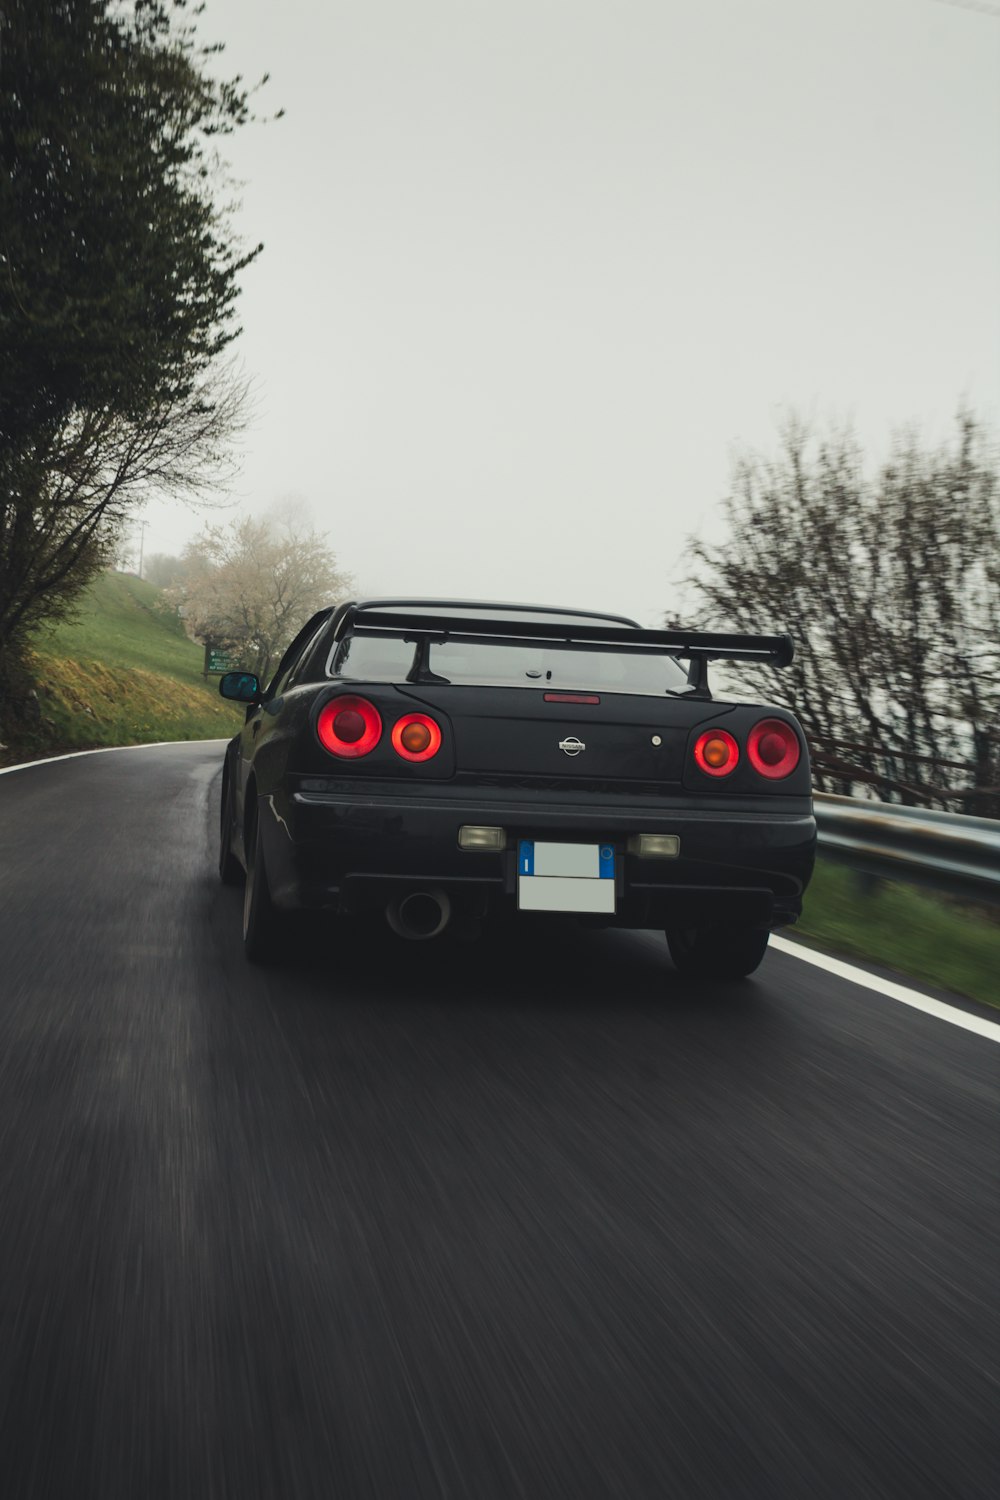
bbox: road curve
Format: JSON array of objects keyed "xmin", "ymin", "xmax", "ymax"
[{"xmin": 0, "ymin": 743, "xmax": 997, "ymax": 1499}]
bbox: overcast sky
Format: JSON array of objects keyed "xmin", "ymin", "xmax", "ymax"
[{"xmin": 142, "ymin": 0, "xmax": 1000, "ymax": 626}]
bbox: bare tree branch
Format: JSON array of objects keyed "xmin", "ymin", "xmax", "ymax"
[{"xmin": 683, "ymin": 412, "xmax": 1000, "ymax": 814}]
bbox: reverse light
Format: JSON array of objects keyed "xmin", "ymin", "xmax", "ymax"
[
  {"xmin": 693, "ymin": 728, "xmax": 739, "ymax": 777},
  {"xmin": 747, "ymin": 718, "xmax": 800, "ymax": 779},
  {"xmin": 316, "ymin": 695, "xmax": 382, "ymax": 758},
  {"xmin": 627, "ymin": 834, "xmax": 681, "ymax": 859},
  {"xmin": 391, "ymin": 712, "xmax": 442, "ymax": 762},
  {"xmin": 458, "ymin": 825, "xmax": 506, "ymax": 851}
]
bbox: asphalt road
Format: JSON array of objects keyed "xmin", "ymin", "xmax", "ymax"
[{"xmin": 0, "ymin": 742, "xmax": 997, "ymax": 1500}]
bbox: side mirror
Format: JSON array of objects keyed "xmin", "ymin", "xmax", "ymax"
[{"xmin": 219, "ymin": 671, "xmax": 261, "ymax": 704}]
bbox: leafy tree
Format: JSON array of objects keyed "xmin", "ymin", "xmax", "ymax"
[
  {"xmin": 684, "ymin": 413, "xmax": 1000, "ymax": 813},
  {"xmin": 178, "ymin": 507, "xmax": 352, "ymax": 683},
  {"xmin": 0, "ymin": 0, "xmax": 270, "ymax": 731}
]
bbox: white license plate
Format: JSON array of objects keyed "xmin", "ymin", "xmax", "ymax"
[{"xmin": 517, "ymin": 840, "xmax": 616, "ymax": 913}]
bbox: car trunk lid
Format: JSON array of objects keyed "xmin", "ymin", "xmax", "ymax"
[{"xmin": 399, "ymin": 685, "xmax": 726, "ymax": 788}]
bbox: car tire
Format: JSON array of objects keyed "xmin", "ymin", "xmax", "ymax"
[
  {"xmin": 219, "ymin": 775, "xmax": 244, "ymax": 887},
  {"xmin": 666, "ymin": 923, "xmax": 770, "ymax": 979},
  {"xmin": 243, "ymin": 813, "xmax": 284, "ymax": 964}
]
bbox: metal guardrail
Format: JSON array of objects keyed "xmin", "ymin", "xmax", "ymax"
[{"xmin": 814, "ymin": 793, "xmax": 1000, "ymax": 900}]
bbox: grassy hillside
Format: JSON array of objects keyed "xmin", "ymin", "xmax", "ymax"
[{"xmin": 10, "ymin": 571, "xmax": 242, "ymax": 759}]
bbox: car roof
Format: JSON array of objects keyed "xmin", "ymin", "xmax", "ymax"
[{"xmin": 350, "ymin": 598, "xmax": 642, "ymax": 629}]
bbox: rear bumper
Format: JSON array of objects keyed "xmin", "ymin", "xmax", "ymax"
[{"xmin": 258, "ymin": 780, "xmax": 816, "ymax": 930}]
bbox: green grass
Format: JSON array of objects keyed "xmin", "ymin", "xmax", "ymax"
[
  {"xmin": 35, "ymin": 570, "xmax": 211, "ymax": 685},
  {"xmin": 794, "ymin": 858, "xmax": 1000, "ymax": 1011},
  {"xmin": 9, "ymin": 570, "xmax": 242, "ymax": 758}
]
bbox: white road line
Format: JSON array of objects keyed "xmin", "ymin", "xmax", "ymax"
[
  {"xmin": 0, "ymin": 740, "xmax": 231, "ymax": 776},
  {"xmin": 770, "ymin": 935, "xmax": 1000, "ymax": 1043}
]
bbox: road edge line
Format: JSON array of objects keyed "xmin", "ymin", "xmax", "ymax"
[
  {"xmin": 0, "ymin": 740, "xmax": 231, "ymax": 777},
  {"xmin": 770, "ymin": 935, "xmax": 1000, "ymax": 1043}
]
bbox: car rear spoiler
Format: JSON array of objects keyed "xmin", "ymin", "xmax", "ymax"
[{"xmin": 346, "ymin": 608, "xmax": 795, "ymax": 670}]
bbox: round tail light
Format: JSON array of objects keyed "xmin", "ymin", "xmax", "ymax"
[
  {"xmin": 693, "ymin": 728, "xmax": 739, "ymax": 777},
  {"xmin": 317, "ymin": 696, "xmax": 382, "ymax": 758},
  {"xmin": 391, "ymin": 712, "xmax": 442, "ymax": 762},
  {"xmin": 747, "ymin": 718, "xmax": 800, "ymax": 779}
]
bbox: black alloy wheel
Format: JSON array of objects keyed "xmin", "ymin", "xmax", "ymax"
[{"xmin": 666, "ymin": 923, "xmax": 770, "ymax": 979}]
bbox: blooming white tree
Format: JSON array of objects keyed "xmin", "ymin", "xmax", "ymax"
[{"xmin": 179, "ymin": 505, "xmax": 351, "ymax": 683}]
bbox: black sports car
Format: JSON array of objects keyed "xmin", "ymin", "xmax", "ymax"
[{"xmin": 218, "ymin": 599, "xmax": 815, "ymax": 976}]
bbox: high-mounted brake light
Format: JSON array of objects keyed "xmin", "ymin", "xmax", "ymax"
[
  {"xmin": 543, "ymin": 693, "xmax": 601, "ymax": 704},
  {"xmin": 747, "ymin": 718, "xmax": 800, "ymax": 779},
  {"xmin": 391, "ymin": 712, "xmax": 442, "ymax": 762},
  {"xmin": 693, "ymin": 728, "xmax": 739, "ymax": 777},
  {"xmin": 316, "ymin": 696, "xmax": 382, "ymax": 758}
]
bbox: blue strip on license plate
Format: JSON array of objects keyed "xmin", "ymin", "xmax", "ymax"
[{"xmin": 518, "ymin": 841, "xmax": 615, "ymax": 878}]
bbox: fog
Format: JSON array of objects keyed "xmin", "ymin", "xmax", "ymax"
[{"xmin": 142, "ymin": 0, "xmax": 1000, "ymax": 625}]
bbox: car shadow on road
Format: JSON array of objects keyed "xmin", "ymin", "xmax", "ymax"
[
  {"xmin": 204, "ymin": 879, "xmax": 796, "ymax": 1157},
  {"xmin": 210, "ymin": 885, "xmax": 772, "ymax": 1028}
]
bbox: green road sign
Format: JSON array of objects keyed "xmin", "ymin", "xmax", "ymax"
[{"xmin": 205, "ymin": 646, "xmax": 240, "ymax": 674}]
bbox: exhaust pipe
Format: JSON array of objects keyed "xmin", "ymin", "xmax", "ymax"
[{"xmin": 386, "ymin": 887, "xmax": 452, "ymax": 940}]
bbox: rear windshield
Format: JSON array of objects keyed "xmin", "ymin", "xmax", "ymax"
[{"xmin": 330, "ymin": 634, "xmax": 690, "ymax": 696}]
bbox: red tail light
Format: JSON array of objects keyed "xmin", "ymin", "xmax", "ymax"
[
  {"xmin": 747, "ymin": 718, "xmax": 800, "ymax": 779},
  {"xmin": 693, "ymin": 728, "xmax": 739, "ymax": 777},
  {"xmin": 316, "ymin": 696, "xmax": 382, "ymax": 758},
  {"xmin": 391, "ymin": 712, "xmax": 442, "ymax": 762}
]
